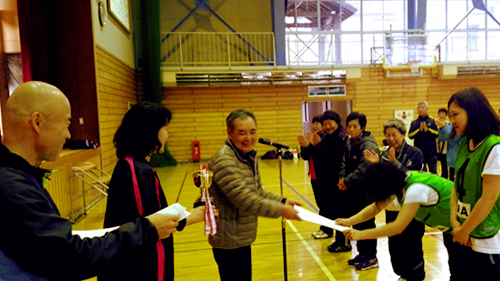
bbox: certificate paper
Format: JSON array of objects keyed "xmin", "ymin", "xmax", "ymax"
[
  {"xmin": 294, "ymin": 205, "xmax": 350, "ymax": 232},
  {"xmin": 157, "ymin": 203, "xmax": 190, "ymax": 220},
  {"xmin": 72, "ymin": 203, "xmax": 190, "ymax": 238}
]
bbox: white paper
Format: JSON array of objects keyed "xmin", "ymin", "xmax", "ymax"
[
  {"xmin": 72, "ymin": 203, "xmax": 191, "ymax": 239},
  {"xmin": 157, "ymin": 203, "xmax": 190, "ymax": 220},
  {"xmin": 294, "ymin": 205, "xmax": 351, "ymax": 232},
  {"xmin": 72, "ymin": 226, "xmax": 119, "ymax": 239}
]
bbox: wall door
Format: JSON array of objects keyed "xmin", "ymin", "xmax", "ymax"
[{"xmin": 302, "ymin": 100, "xmax": 352, "ymax": 135}]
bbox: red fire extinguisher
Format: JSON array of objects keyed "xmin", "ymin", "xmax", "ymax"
[{"xmin": 192, "ymin": 141, "xmax": 200, "ymax": 162}]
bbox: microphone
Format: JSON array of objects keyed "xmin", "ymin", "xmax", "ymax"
[{"xmin": 258, "ymin": 138, "xmax": 290, "ymax": 150}]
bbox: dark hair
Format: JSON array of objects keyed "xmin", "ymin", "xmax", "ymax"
[
  {"xmin": 363, "ymin": 163, "xmax": 407, "ymax": 203},
  {"xmin": 312, "ymin": 114, "xmax": 322, "ymax": 124},
  {"xmin": 321, "ymin": 110, "xmax": 341, "ymax": 125},
  {"xmin": 114, "ymin": 102, "xmax": 172, "ymax": 159},
  {"xmin": 346, "ymin": 112, "xmax": 367, "ymax": 129},
  {"xmin": 447, "ymin": 88, "xmax": 500, "ymax": 145},
  {"xmin": 438, "ymin": 108, "xmax": 448, "ymax": 115},
  {"xmin": 226, "ymin": 109, "xmax": 256, "ymax": 131}
]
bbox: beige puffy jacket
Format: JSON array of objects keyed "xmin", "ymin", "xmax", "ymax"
[{"xmin": 208, "ymin": 139, "xmax": 284, "ymax": 249}]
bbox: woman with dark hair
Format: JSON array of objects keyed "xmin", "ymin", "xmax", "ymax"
[
  {"xmin": 448, "ymin": 88, "xmax": 500, "ymax": 279},
  {"xmin": 298, "ymin": 111, "xmax": 347, "ymax": 240},
  {"xmin": 98, "ymin": 102, "xmax": 205, "ymax": 281},
  {"xmin": 336, "ymin": 112, "xmax": 379, "ymax": 270},
  {"xmin": 364, "ymin": 118, "xmax": 425, "ymax": 281},
  {"xmin": 336, "ymin": 163, "xmax": 476, "ymax": 281}
]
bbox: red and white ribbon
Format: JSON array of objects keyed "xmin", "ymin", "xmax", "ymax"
[{"xmin": 204, "ymin": 187, "xmax": 217, "ymax": 235}]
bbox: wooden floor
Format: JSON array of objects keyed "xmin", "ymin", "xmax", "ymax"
[{"xmin": 74, "ymin": 158, "xmax": 451, "ymax": 281}]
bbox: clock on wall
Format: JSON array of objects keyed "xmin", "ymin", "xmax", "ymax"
[{"xmin": 98, "ymin": 0, "xmax": 107, "ymax": 26}]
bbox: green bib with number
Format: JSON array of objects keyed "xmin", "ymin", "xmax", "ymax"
[
  {"xmin": 401, "ymin": 171, "xmax": 453, "ymax": 233},
  {"xmin": 455, "ymin": 135, "xmax": 500, "ymax": 238}
]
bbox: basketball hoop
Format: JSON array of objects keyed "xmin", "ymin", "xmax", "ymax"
[{"xmin": 407, "ymin": 61, "xmax": 421, "ymax": 74}]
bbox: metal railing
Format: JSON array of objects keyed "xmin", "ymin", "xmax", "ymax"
[
  {"xmin": 160, "ymin": 29, "xmax": 500, "ymax": 69},
  {"xmin": 161, "ymin": 32, "xmax": 276, "ymax": 68},
  {"xmin": 286, "ymin": 29, "xmax": 500, "ymax": 66}
]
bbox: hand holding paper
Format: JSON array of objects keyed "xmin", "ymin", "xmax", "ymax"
[
  {"xmin": 293, "ymin": 205, "xmax": 350, "ymax": 232},
  {"xmin": 73, "ymin": 203, "xmax": 190, "ymax": 239},
  {"xmin": 157, "ymin": 203, "xmax": 190, "ymax": 220}
]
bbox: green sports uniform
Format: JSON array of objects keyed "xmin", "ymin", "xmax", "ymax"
[
  {"xmin": 400, "ymin": 171, "xmax": 453, "ymax": 233},
  {"xmin": 455, "ymin": 135, "xmax": 500, "ymax": 238}
]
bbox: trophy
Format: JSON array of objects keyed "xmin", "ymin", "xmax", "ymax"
[
  {"xmin": 193, "ymin": 165, "xmax": 213, "ymax": 208},
  {"xmin": 193, "ymin": 165, "xmax": 217, "ymax": 235}
]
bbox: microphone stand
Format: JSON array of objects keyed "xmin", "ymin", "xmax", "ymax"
[{"xmin": 277, "ymin": 147, "xmax": 288, "ymax": 281}]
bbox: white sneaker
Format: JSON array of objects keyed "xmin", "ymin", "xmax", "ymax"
[{"xmin": 311, "ymin": 230, "xmax": 333, "ymax": 239}]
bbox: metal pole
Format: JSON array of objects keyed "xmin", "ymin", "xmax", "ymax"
[
  {"xmin": 436, "ymin": 7, "xmax": 475, "ymax": 49},
  {"xmin": 227, "ymin": 33, "xmax": 231, "ymax": 68},
  {"xmin": 178, "ymin": 34, "xmax": 184, "ymax": 70},
  {"xmin": 278, "ymin": 148, "xmax": 288, "ymax": 281}
]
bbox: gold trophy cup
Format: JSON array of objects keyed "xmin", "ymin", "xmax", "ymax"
[{"xmin": 193, "ymin": 167, "xmax": 213, "ymax": 208}]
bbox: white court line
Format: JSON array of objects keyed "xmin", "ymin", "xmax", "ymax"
[{"xmin": 287, "ymin": 220, "xmax": 337, "ymax": 281}]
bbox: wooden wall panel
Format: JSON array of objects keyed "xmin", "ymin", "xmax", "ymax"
[
  {"xmin": 95, "ymin": 46, "xmax": 140, "ymax": 174},
  {"xmin": 164, "ymin": 69, "xmax": 500, "ymax": 161}
]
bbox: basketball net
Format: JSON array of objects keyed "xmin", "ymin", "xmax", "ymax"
[{"xmin": 407, "ymin": 61, "xmax": 421, "ymax": 73}]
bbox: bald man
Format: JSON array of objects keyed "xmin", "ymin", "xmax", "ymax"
[{"xmin": 0, "ymin": 81, "xmax": 179, "ymax": 280}]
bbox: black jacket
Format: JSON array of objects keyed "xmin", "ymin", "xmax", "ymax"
[
  {"xmin": 301, "ymin": 128, "xmax": 347, "ymax": 181},
  {"xmin": 408, "ymin": 115, "xmax": 439, "ymax": 155},
  {"xmin": 0, "ymin": 145, "xmax": 159, "ymax": 281},
  {"xmin": 99, "ymin": 157, "xmax": 186, "ymax": 281},
  {"xmin": 379, "ymin": 141, "xmax": 424, "ymax": 172},
  {"xmin": 339, "ymin": 131, "xmax": 379, "ymax": 189}
]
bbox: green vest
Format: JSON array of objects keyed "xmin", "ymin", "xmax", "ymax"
[
  {"xmin": 455, "ymin": 135, "xmax": 500, "ymax": 238},
  {"xmin": 400, "ymin": 171, "xmax": 453, "ymax": 233}
]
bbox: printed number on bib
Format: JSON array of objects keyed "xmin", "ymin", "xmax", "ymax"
[
  {"xmin": 457, "ymin": 201, "xmax": 471, "ymax": 219},
  {"xmin": 455, "ymin": 158, "xmax": 470, "ymax": 201}
]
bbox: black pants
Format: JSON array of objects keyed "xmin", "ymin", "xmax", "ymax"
[
  {"xmin": 213, "ymin": 246, "xmax": 252, "ymax": 281},
  {"xmin": 311, "ymin": 178, "xmax": 335, "ymax": 235},
  {"xmin": 437, "ymin": 153, "xmax": 448, "ymax": 179},
  {"xmin": 332, "ymin": 189, "xmax": 357, "ymax": 246},
  {"xmin": 442, "ymin": 233, "xmax": 489, "ymax": 281},
  {"xmin": 386, "ymin": 211, "xmax": 425, "ymax": 281},
  {"xmin": 353, "ymin": 218, "xmax": 377, "ymax": 258},
  {"xmin": 347, "ymin": 191, "xmax": 377, "ymax": 258},
  {"xmin": 423, "ymin": 154, "xmax": 437, "ymax": 174}
]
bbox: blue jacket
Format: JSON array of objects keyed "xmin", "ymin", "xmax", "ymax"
[{"xmin": 438, "ymin": 124, "xmax": 462, "ymax": 168}]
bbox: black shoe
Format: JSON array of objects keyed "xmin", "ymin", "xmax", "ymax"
[{"xmin": 327, "ymin": 243, "xmax": 352, "ymax": 253}]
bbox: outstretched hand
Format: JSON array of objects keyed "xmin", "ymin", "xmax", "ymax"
[
  {"xmin": 284, "ymin": 199, "xmax": 303, "ymax": 207},
  {"xmin": 185, "ymin": 205, "xmax": 219, "ymax": 226},
  {"xmin": 146, "ymin": 212, "xmax": 179, "ymax": 240},
  {"xmin": 363, "ymin": 150, "xmax": 380, "ymax": 164},
  {"xmin": 335, "ymin": 218, "xmax": 352, "ymax": 227},
  {"xmin": 282, "ymin": 204, "xmax": 301, "ymax": 221},
  {"xmin": 343, "ymin": 229, "xmax": 363, "ymax": 241}
]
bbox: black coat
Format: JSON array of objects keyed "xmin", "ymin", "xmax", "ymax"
[
  {"xmin": 408, "ymin": 115, "xmax": 439, "ymax": 156},
  {"xmin": 379, "ymin": 141, "xmax": 424, "ymax": 172},
  {"xmin": 301, "ymin": 127, "xmax": 347, "ymax": 182},
  {"xmin": 99, "ymin": 157, "xmax": 185, "ymax": 281},
  {"xmin": 0, "ymin": 145, "xmax": 159, "ymax": 281}
]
